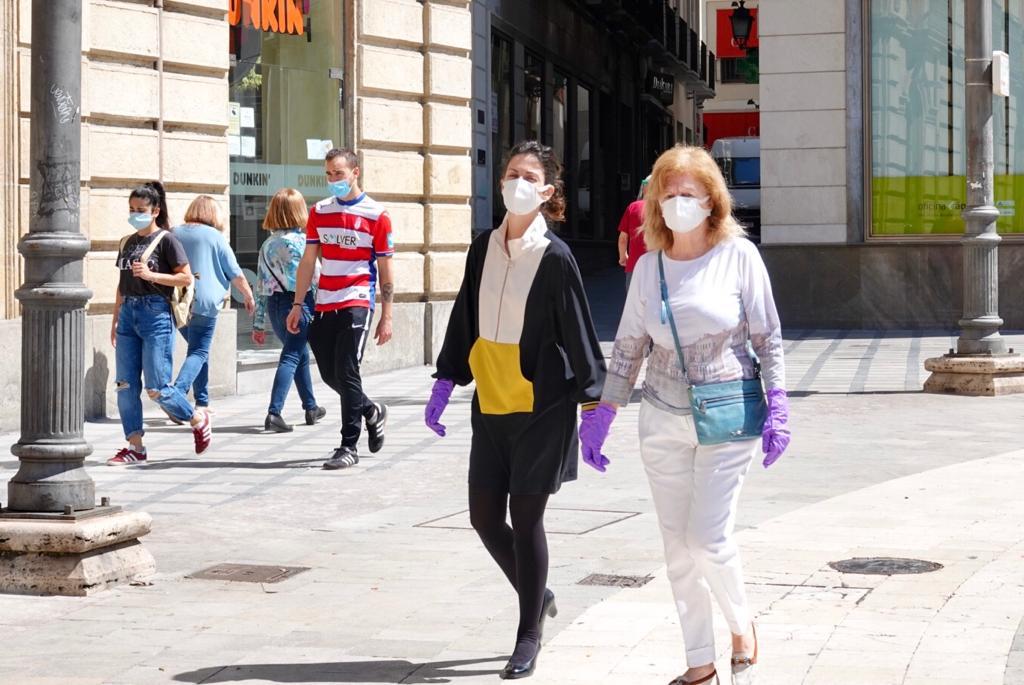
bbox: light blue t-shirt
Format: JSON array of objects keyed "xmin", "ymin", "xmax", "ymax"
[{"xmin": 172, "ymin": 223, "xmax": 243, "ymax": 319}]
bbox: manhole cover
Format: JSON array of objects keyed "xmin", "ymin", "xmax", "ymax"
[
  {"xmin": 578, "ymin": 573, "xmax": 653, "ymax": 588},
  {"xmin": 187, "ymin": 563, "xmax": 310, "ymax": 583},
  {"xmin": 828, "ymin": 557, "xmax": 943, "ymax": 576}
]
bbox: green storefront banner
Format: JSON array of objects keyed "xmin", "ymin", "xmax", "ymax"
[{"xmin": 872, "ymin": 175, "xmax": 1022, "ymax": 235}]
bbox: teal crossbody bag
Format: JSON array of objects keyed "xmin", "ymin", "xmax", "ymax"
[{"xmin": 658, "ymin": 251, "xmax": 767, "ymax": 445}]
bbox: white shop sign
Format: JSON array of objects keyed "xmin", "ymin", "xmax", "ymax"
[{"xmin": 230, "ymin": 163, "xmax": 329, "ymax": 202}]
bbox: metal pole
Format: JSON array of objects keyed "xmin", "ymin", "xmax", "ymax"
[
  {"xmin": 957, "ymin": 0, "xmax": 1006, "ymax": 355},
  {"xmin": 7, "ymin": 0, "xmax": 94, "ymax": 512}
]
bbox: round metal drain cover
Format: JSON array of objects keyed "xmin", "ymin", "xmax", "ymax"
[{"xmin": 828, "ymin": 557, "xmax": 943, "ymax": 575}]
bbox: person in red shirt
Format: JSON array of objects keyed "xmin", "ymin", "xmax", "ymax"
[
  {"xmin": 287, "ymin": 148, "xmax": 394, "ymax": 470},
  {"xmin": 617, "ymin": 176, "xmax": 649, "ymax": 292}
]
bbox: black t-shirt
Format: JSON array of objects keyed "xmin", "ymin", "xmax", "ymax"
[{"xmin": 116, "ymin": 230, "xmax": 190, "ymax": 299}]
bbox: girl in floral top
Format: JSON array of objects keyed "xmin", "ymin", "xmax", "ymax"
[{"xmin": 252, "ymin": 188, "xmax": 324, "ymax": 432}]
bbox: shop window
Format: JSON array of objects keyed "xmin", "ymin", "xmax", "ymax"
[
  {"xmin": 491, "ymin": 32, "xmax": 514, "ymax": 226},
  {"xmin": 524, "ymin": 51, "xmax": 544, "ymax": 143},
  {"xmin": 229, "ymin": 0, "xmax": 345, "ymax": 264},
  {"xmin": 553, "ymin": 71, "xmax": 570, "ymax": 178},
  {"xmin": 577, "ymin": 84, "xmax": 593, "ymax": 233},
  {"xmin": 719, "ymin": 54, "xmax": 759, "ymax": 84},
  {"xmin": 869, "ymin": 0, "xmax": 1022, "ymax": 236}
]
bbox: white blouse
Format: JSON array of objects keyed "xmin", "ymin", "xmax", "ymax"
[{"xmin": 601, "ymin": 236, "xmax": 786, "ymax": 414}]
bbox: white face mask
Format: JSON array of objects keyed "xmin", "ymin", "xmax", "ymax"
[
  {"xmin": 660, "ymin": 196, "xmax": 711, "ymax": 234},
  {"xmin": 501, "ymin": 178, "xmax": 551, "ymax": 216}
]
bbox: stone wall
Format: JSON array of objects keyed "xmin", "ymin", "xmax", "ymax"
[
  {"xmin": 7, "ymin": 0, "xmax": 229, "ymax": 314},
  {"xmin": 758, "ymin": 0, "xmax": 848, "ymax": 244},
  {"xmin": 354, "ymin": 0, "xmax": 473, "ymax": 344}
]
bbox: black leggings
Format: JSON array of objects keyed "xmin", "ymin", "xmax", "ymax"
[{"xmin": 469, "ymin": 488, "xmax": 550, "ymax": 646}]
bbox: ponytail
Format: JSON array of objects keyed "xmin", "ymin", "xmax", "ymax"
[{"xmin": 130, "ymin": 181, "xmax": 170, "ymax": 230}]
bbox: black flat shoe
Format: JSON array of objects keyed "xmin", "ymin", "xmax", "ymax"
[
  {"xmin": 538, "ymin": 589, "xmax": 557, "ymax": 642},
  {"xmin": 305, "ymin": 406, "xmax": 327, "ymax": 425},
  {"xmin": 499, "ymin": 651, "xmax": 538, "ymax": 680},
  {"xmin": 264, "ymin": 413, "xmax": 293, "ymax": 433}
]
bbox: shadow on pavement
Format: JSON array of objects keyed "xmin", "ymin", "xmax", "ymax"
[
  {"xmin": 125, "ymin": 457, "xmax": 327, "ymax": 470},
  {"xmin": 174, "ymin": 656, "xmax": 505, "ymax": 683}
]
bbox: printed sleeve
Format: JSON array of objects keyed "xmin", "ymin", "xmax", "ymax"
[
  {"xmin": 305, "ymin": 208, "xmax": 321, "ymax": 244},
  {"xmin": 739, "ymin": 243, "xmax": 786, "ymax": 390},
  {"xmin": 253, "ymin": 243, "xmax": 270, "ymax": 331},
  {"xmin": 163, "ymin": 233, "xmax": 190, "ymax": 270},
  {"xmin": 433, "ymin": 235, "xmax": 485, "ymax": 386},
  {"xmin": 600, "ymin": 255, "xmax": 652, "ymax": 406},
  {"xmin": 373, "ymin": 212, "xmax": 394, "ymax": 257},
  {"xmin": 554, "ymin": 252, "xmax": 607, "ymax": 407},
  {"xmin": 216, "ymin": 231, "xmax": 244, "ymax": 280}
]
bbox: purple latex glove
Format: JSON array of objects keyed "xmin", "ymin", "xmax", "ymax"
[
  {"xmin": 425, "ymin": 378, "xmax": 455, "ymax": 437},
  {"xmin": 579, "ymin": 404, "xmax": 616, "ymax": 473},
  {"xmin": 762, "ymin": 387, "xmax": 791, "ymax": 468}
]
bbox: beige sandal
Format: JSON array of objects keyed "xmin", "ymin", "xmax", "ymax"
[{"xmin": 730, "ymin": 623, "xmax": 758, "ymax": 685}]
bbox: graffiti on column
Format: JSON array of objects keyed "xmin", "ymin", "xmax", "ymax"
[
  {"xmin": 35, "ymin": 158, "xmax": 79, "ymax": 218},
  {"xmin": 49, "ymin": 84, "xmax": 78, "ymax": 125}
]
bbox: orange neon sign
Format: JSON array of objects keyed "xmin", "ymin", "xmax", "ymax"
[{"xmin": 228, "ymin": 0, "xmax": 305, "ymax": 36}]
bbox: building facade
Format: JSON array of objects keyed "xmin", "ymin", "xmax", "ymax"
[
  {"xmin": 753, "ymin": 0, "xmax": 1023, "ymax": 328},
  {"xmin": 0, "ymin": 0, "xmax": 475, "ymax": 431},
  {"xmin": 471, "ymin": 0, "xmax": 716, "ymax": 270}
]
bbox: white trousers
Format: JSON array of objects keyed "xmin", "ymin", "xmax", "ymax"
[{"xmin": 638, "ymin": 400, "xmax": 756, "ymax": 667}]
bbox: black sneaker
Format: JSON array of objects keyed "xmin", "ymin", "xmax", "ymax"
[
  {"xmin": 264, "ymin": 413, "xmax": 293, "ymax": 433},
  {"xmin": 366, "ymin": 402, "xmax": 387, "ymax": 454},
  {"xmin": 323, "ymin": 446, "xmax": 359, "ymax": 470},
  {"xmin": 305, "ymin": 406, "xmax": 327, "ymax": 426}
]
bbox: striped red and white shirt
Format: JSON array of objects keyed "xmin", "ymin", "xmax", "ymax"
[{"xmin": 306, "ymin": 193, "xmax": 394, "ymax": 312}]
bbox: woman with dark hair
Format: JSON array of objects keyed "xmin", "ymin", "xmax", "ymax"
[
  {"xmin": 425, "ymin": 141, "xmax": 606, "ymax": 679},
  {"xmin": 109, "ymin": 181, "xmax": 212, "ymax": 464}
]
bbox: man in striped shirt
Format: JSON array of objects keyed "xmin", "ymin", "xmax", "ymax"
[{"xmin": 287, "ymin": 148, "xmax": 394, "ymax": 470}]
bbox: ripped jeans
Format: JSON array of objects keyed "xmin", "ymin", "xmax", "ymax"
[{"xmin": 116, "ymin": 295, "xmax": 195, "ymax": 440}]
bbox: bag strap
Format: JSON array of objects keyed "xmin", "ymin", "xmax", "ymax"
[
  {"xmin": 658, "ymin": 251, "xmax": 690, "ymax": 384},
  {"xmin": 139, "ymin": 229, "xmax": 167, "ymax": 264},
  {"xmin": 259, "ymin": 247, "xmax": 288, "ymax": 293},
  {"xmin": 659, "ymin": 250, "xmax": 762, "ymax": 382}
]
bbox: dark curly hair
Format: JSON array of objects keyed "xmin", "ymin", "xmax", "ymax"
[{"xmin": 504, "ymin": 141, "xmax": 566, "ymax": 223}]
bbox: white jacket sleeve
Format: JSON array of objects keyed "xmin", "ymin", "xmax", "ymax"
[
  {"xmin": 739, "ymin": 242, "xmax": 786, "ymax": 390},
  {"xmin": 600, "ymin": 255, "xmax": 652, "ymax": 406}
]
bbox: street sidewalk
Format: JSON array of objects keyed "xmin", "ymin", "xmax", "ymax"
[{"xmin": 1, "ymin": 331, "xmax": 1023, "ymax": 685}]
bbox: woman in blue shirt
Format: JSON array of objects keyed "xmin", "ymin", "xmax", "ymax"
[
  {"xmin": 171, "ymin": 196, "xmax": 255, "ymax": 415},
  {"xmin": 252, "ymin": 188, "xmax": 325, "ymax": 432}
]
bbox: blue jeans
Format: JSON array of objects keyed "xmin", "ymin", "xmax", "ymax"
[
  {"xmin": 267, "ymin": 291, "xmax": 318, "ymax": 415},
  {"xmin": 175, "ymin": 314, "xmax": 217, "ymax": 407},
  {"xmin": 116, "ymin": 295, "xmax": 195, "ymax": 439}
]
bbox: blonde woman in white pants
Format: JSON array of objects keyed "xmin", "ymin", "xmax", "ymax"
[{"xmin": 579, "ymin": 145, "xmax": 791, "ymax": 685}]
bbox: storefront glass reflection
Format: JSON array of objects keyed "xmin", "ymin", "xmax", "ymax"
[
  {"xmin": 228, "ymin": 0, "xmax": 344, "ymax": 346},
  {"xmin": 870, "ymin": 0, "xmax": 1022, "ymax": 236}
]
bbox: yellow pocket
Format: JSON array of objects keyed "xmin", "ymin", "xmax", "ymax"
[{"xmin": 469, "ymin": 338, "xmax": 534, "ymax": 415}]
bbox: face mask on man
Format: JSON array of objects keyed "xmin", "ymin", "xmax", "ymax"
[
  {"xmin": 328, "ymin": 179, "xmax": 351, "ymax": 199},
  {"xmin": 502, "ymin": 178, "xmax": 552, "ymax": 216},
  {"xmin": 128, "ymin": 212, "xmax": 154, "ymax": 231},
  {"xmin": 660, "ymin": 196, "xmax": 711, "ymax": 234}
]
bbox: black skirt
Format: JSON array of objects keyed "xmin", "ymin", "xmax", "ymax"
[{"xmin": 468, "ymin": 394, "xmax": 579, "ymax": 495}]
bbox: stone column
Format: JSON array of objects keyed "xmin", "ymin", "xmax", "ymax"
[
  {"xmin": 0, "ymin": 0, "xmax": 154, "ymax": 596},
  {"xmin": 0, "ymin": 0, "xmax": 20, "ymax": 318}
]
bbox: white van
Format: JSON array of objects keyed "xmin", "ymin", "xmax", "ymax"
[{"xmin": 711, "ymin": 137, "xmax": 760, "ymax": 242}]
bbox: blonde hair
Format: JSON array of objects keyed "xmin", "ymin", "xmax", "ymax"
[
  {"xmin": 642, "ymin": 144, "xmax": 746, "ymax": 252},
  {"xmin": 183, "ymin": 195, "xmax": 224, "ymax": 230},
  {"xmin": 263, "ymin": 188, "xmax": 309, "ymax": 230}
]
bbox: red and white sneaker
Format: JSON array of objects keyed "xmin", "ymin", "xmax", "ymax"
[
  {"xmin": 107, "ymin": 447, "xmax": 147, "ymax": 465},
  {"xmin": 192, "ymin": 412, "xmax": 212, "ymax": 454}
]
